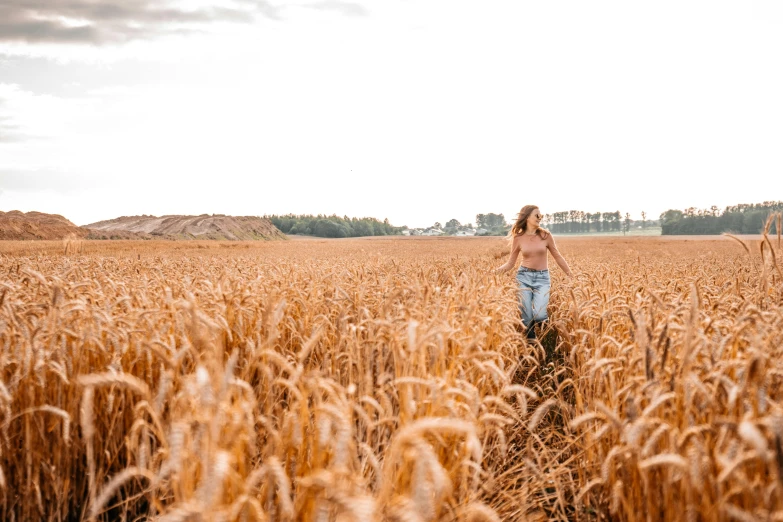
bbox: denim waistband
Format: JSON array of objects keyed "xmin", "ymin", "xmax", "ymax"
[{"xmin": 517, "ymin": 266, "xmax": 548, "ymax": 273}]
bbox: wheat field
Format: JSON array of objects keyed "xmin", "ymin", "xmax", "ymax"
[{"xmin": 1, "ymin": 226, "xmax": 781, "ymax": 521}]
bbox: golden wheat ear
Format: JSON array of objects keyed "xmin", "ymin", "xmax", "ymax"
[{"xmin": 724, "ymin": 232, "xmax": 751, "ymax": 255}]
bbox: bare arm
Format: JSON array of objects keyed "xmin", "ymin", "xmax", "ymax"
[
  {"xmin": 495, "ymin": 236, "xmax": 520, "ymax": 273},
  {"xmin": 546, "ymin": 234, "xmax": 573, "ymax": 277}
]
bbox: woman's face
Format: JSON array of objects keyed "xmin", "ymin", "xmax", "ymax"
[{"xmin": 526, "ymin": 208, "xmax": 542, "ymax": 230}]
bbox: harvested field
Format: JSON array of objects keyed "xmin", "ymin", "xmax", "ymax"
[{"xmin": 1, "ymin": 232, "xmax": 782, "ymax": 521}]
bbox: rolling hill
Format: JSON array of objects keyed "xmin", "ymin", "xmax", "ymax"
[
  {"xmin": 85, "ymin": 214, "xmax": 286, "ymax": 240},
  {"xmin": 0, "ymin": 211, "xmax": 88, "ymax": 240}
]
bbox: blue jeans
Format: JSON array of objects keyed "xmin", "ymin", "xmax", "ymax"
[{"xmin": 516, "ymin": 266, "xmax": 550, "ymax": 328}]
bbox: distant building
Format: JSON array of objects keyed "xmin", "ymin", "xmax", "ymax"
[{"xmin": 422, "ymin": 228, "xmax": 444, "ymax": 236}]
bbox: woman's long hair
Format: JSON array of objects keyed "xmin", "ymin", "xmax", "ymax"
[{"xmin": 508, "ymin": 205, "xmax": 549, "ymax": 244}]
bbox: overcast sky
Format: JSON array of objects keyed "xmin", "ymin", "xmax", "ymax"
[{"xmin": 0, "ymin": 0, "xmax": 781, "ymax": 228}]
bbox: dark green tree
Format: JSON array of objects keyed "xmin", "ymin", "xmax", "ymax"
[
  {"xmin": 589, "ymin": 213, "xmax": 601, "ymax": 232},
  {"xmin": 476, "ymin": 213, "xmax": 506, "ymax": 229},
  {"xmin": 265, "ymin": 214, "xmax": 403, "ymax": 238},
  {"xmin": 660, "ymin": 209, "xmax": 684, "ymax": 234}
]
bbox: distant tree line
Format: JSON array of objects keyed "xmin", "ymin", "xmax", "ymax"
[
  {"xmin": 660, "ymin": 201, "xmax": 783, "ymax": 235},
  {"xmin": 437, "ymin": 211, "xmax": 660, "ymax": 236},
  {"xmin": 266, "ymin": 214, "xmax": 403, "ymax": 238},
  {"xmin": 539, "ymin": 211, "xmax": 660, "ymax": 234},
  {"xmin": 267, "ymin": 201, "xmax": 781, "ymax": 239}
]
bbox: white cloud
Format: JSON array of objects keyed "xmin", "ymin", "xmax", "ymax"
[{"xmin": 0, "ymin": 83, "xmax": 99, "ymax": 141}]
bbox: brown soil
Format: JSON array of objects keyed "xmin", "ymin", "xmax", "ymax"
[{"xmin": 0, "ymin": 211, "xmax": 89, "ymax": 240}]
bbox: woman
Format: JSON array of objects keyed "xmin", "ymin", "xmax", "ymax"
[{"xmin": 495, "ymin": 205, "xmax": 573, "ymax": 339}]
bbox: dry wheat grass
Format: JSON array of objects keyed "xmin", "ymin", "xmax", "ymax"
[{"xmin": 0, "ymin": 224, "xmax": 781, "ymax": 521}]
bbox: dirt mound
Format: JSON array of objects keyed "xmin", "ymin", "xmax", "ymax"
[
  {"xmin": 85, "ymin": 214, "xmax": 286, "ymax": 240},
  {"xmin": 83, "ymin": 228, "xmax": 152, "ymax": 240},
  {"xmin": 0, "ymin": 211, "xmax": 89, "ymax": 240}
]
